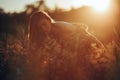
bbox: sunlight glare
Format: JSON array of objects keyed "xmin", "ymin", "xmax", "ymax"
[{"xmin": 90, "ymin": 0, "xmax": 110, "ymax": 12}]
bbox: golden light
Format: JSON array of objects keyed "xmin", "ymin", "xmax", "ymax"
[{"xmin": 89, "ymin": 0, "xmax": 110, "ymax": 12}]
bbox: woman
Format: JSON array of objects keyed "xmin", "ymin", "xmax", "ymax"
[
  {"xmin": 27, "ymin": 11, "xmax": 110, "ymax": 80},
  {"xmin": 28, "ymin": 11, "xmax": 78, "ymax": 47}
]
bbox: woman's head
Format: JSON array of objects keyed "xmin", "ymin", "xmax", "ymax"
[{"xmin": 28, "ymin": 11, "xmax": 54, "ymax": 45}]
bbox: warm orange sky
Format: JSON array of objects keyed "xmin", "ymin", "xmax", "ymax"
[{"xmin": 0, "ymin": 0, "xmax": 111, "ymax": 13}]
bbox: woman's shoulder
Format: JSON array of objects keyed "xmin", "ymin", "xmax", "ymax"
[{"xmin": 52, "ymin": 21, "xmax": 76, "ymax": 32}]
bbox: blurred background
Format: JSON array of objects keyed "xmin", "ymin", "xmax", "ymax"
[{"xmin": 0, "ymin": 0, "xmax": 120, "ymax": 80}]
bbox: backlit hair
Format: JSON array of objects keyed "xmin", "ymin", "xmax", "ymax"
[{"xmin": 28, "ymin": 11, "xmax": 54, "ymax": 45}]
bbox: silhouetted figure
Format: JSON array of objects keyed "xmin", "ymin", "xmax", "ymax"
[{"xmin": 27, "ymin": 11, "xmax": 110, "ymax": 80}]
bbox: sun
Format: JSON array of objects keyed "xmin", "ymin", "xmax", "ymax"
[{"xmin": 89, "ymin": 0, "xmax": 110, "ymax": 12}]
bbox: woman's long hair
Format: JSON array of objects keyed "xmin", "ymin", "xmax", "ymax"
[{"xmin": 28, "ymin": 11, "xmax": 54, "ymax": 46}]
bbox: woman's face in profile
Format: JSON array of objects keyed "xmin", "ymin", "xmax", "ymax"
[{"xmin": 37, "ymin": 19, "xmax": 51, "ymax": 33}]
